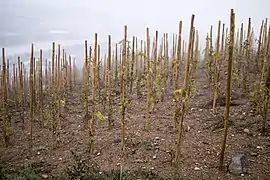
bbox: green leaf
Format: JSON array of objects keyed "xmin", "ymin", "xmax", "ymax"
[
  {"xmin": 60, "ymin": 99, "xmax": 65, "ymax": 106},
  {"xmin": 149, "ymin": 67, "xmax": 153, "ymax": 74},
  {"xmin": 123, "ymin": 99, "xmax": 129, "ymax": 108},
  {"xmin": 190, "ymin": 85, "xmax": 196, "ymax": 93},
  {"xmin": 135, "ymin": 52, "xmax": 147, "ymax": 59},
  {"xmin": 95, "ymin": 111, "xmax": 107, "ymax": 121},
  {"xmin": 174, "ymin": 89, "xmax": 186, "ymax": 99},
  {"xmin": 149, "ymin": 97, "xmax": 155, "ymax": 107}
]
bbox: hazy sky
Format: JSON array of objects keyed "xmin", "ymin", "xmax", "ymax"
[{"xmin": 0, "ymin": 0, "xmax": 269, "ymax": 53}]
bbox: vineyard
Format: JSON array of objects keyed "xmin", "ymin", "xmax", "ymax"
[{"xmin": 0, "ymin": 9, "xmax": 270, "ymax": 179}]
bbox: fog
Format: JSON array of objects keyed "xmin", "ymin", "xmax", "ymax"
[{"xmin": 0, "ymin": 0, "xmax": 269, "ymax": 67}]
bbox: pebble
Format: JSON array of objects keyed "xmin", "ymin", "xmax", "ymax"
[
  {"xmin": 42, "ymin": 174, "xmax": 48, "ymax": 179},
  {"xmin": 97, "ymin": 152, "xmax": 101, "ymax": 156},
  {"xmin": 244, "ymin": 128, "xmax": 250, "ymax": 134},
  {"xmin": 153, "ymin": 155, "xmax": 157, "ymax": 159},
  {"xmin": 229, "ymin": 154, "xmax": 248, "ymax": 175},
  {"xmin": 194, "ymin": 167, "xmax": 200, "ymax": 170}
]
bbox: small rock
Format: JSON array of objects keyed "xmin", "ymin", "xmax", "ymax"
[
  {"xmin": 37, "ymin": 152, "xmax": 41, "ymax": 155},
  {"xmin": 231, "ymin": 134, "xmax": 235, "ymax": 137},
  {"xmin": 250, "ymin": 152, "xmax": 258, "ymax": 156},
  {"xmin": 42, "ymin": 174, "xmax": 48, "ymax": 179},
  {"xmin": 116, "ymin": 163, "xmax": 121, "ymax": 166},
  {"xmin": 244, "ymin": 128, "xmax": 250, "ymax": 134},
  {"xmin": 135, "ymin": 159, "xmax": 144, "ymax": 163},
  {"xmin": 194, "ymin": 167, "xmax": 200, "ymax": 170},
  {"xmin": 256, "ymin": 146, "xmax": 263, "ymax": 149},
  {"xmin": 228, "ymin": 154, "xmax": 248, "ymax": 175},
  {"xmin": 97, "ymin": 152, "xmax": 101, "ymax": 156},
  {"xmin": 153, "ymin": 155, "xmax": 157, "ymax": 159},
  {"xmin": 155, "ymin": 137, "xmax": 160, "ymax": 140},
  {"xmin": 151, "ymin": 167, "xmax": 154, "ymax": 170},
  {"xmin": 161, "ymin": 139, "xmax": 165, "ymax": 141},
  {"xmin": 59, "ymin": 158, "xmax": 62, "ymax": 161}
]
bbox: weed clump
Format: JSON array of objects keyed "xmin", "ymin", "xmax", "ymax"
[
  {"xmin": 0, "ymin": 161, "xmax": 45, "ymax": 180},
  {"xmin": 65, "ymin": 151, "xmax": 164, "ymax": 180}
]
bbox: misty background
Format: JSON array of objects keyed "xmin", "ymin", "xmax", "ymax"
[{"xmin": 0, "ymin": 0, "xmax": 269, "ymax": 68}]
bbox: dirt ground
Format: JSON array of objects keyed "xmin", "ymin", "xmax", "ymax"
[{"xmin": 0, "ymin": 65, "xmax": 269, "ymax": 180}]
